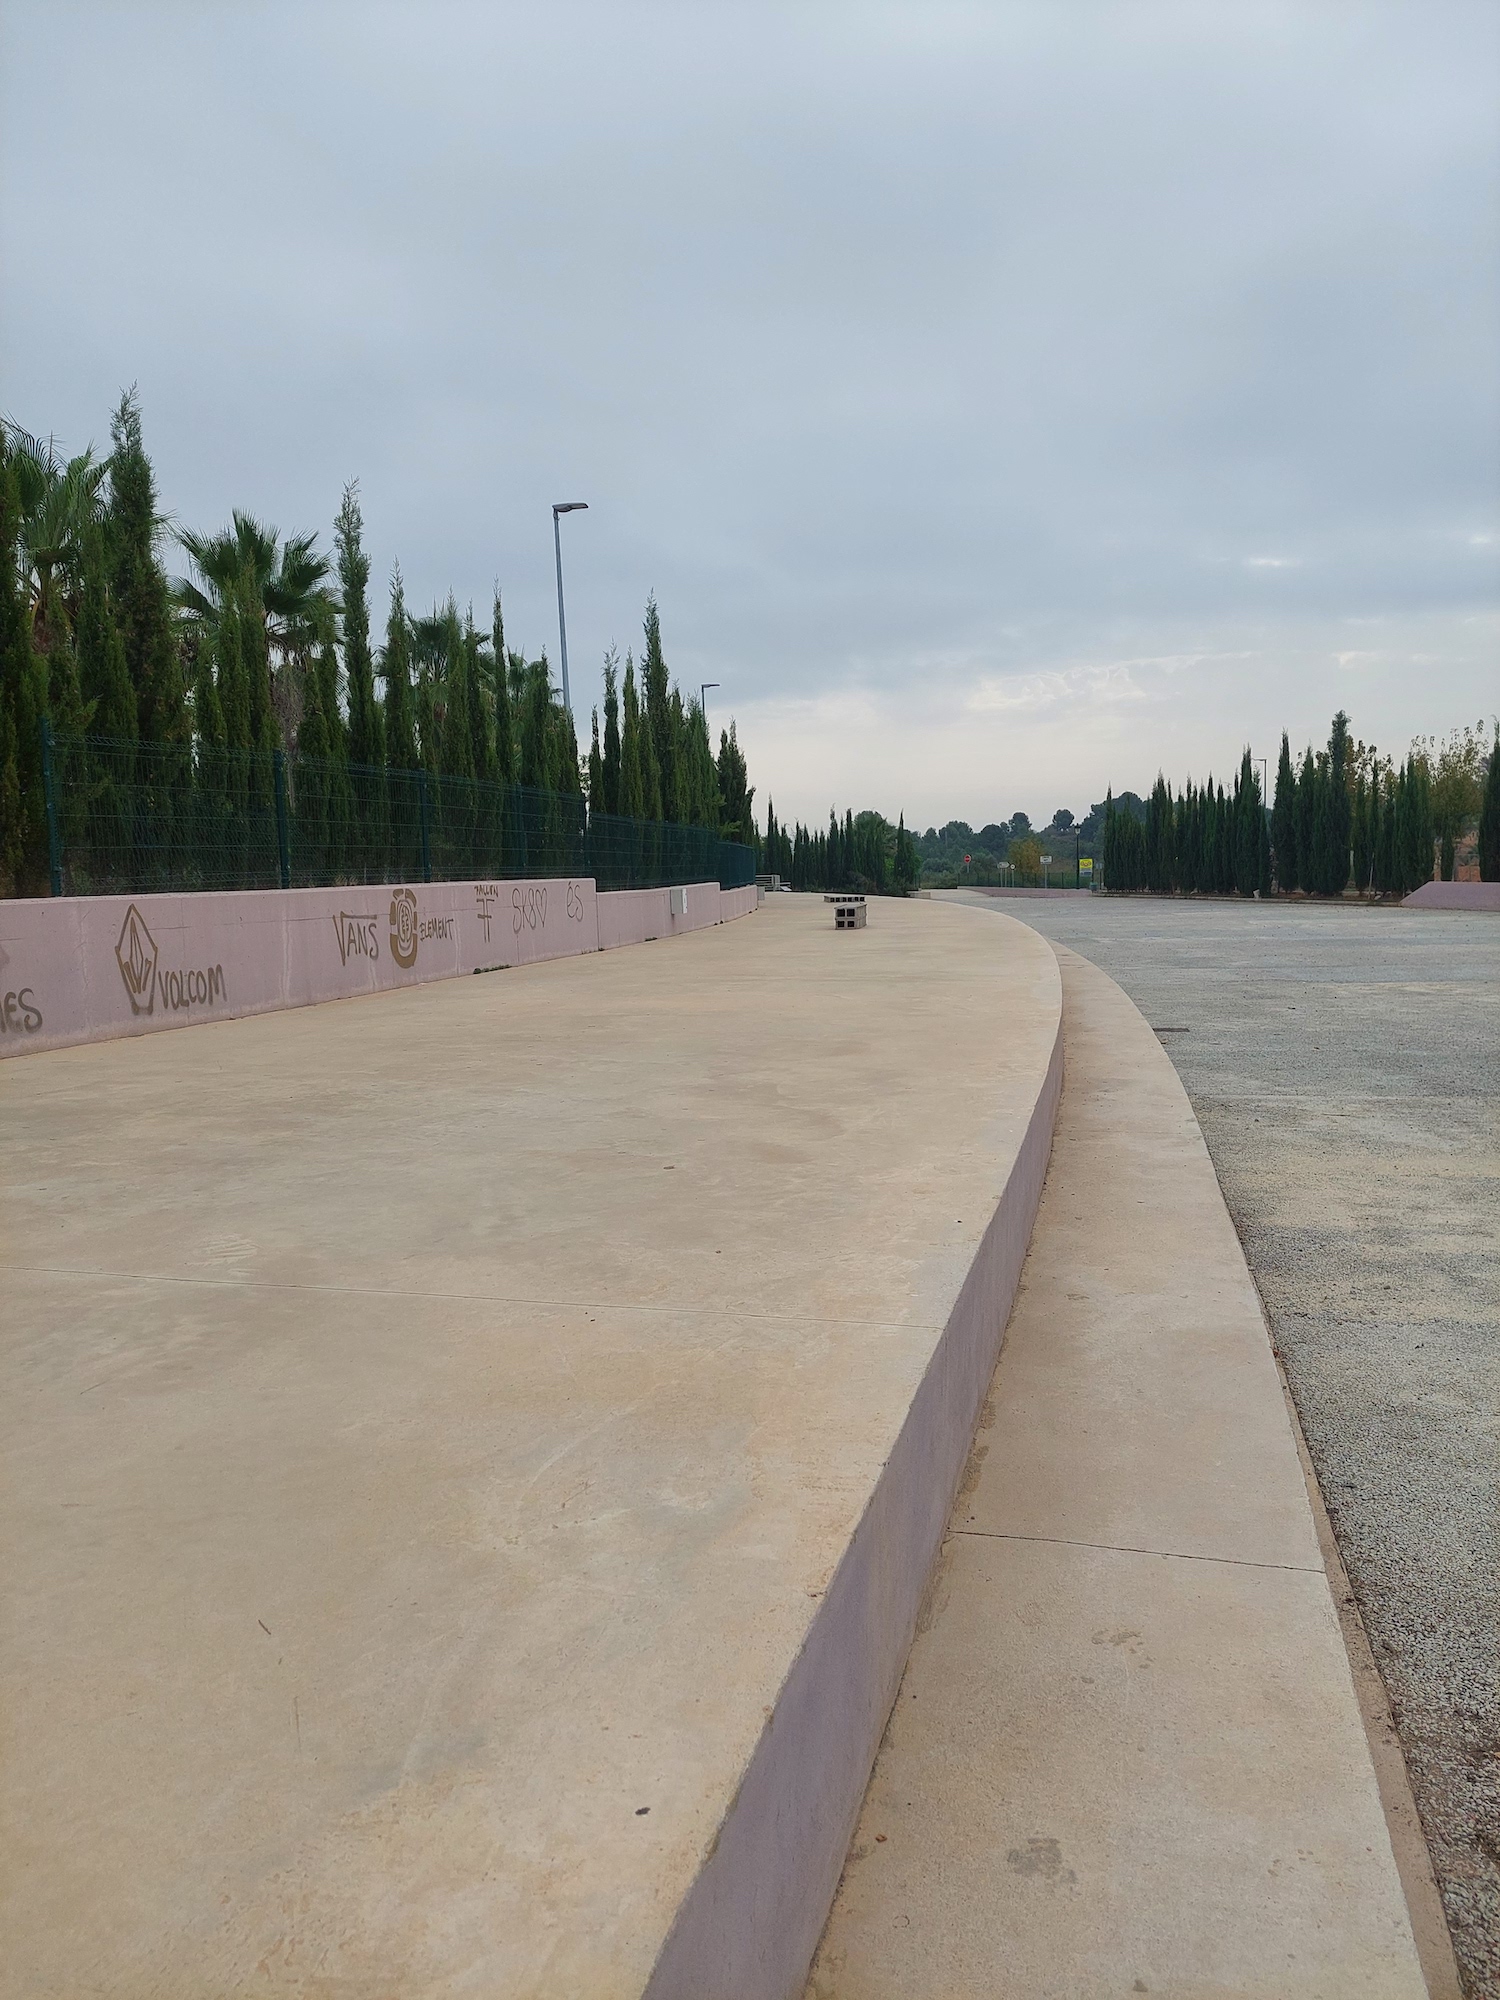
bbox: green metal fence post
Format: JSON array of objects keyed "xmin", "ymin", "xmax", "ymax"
[
  {"xmin": 272, "ymin": 750, "xmax": 292, "ymax": 889},
  {"xmin": 417, "ymin": 769, "xmax": 432, "ymax": 883},
  {"xmin": 39, "ymin": 716, "xmax": 64, "ymax": 897}
]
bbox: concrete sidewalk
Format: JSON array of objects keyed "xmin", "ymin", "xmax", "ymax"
[{"xmin": 807, "ymin": 946, "xmax": 1432, "ymax": 1999}]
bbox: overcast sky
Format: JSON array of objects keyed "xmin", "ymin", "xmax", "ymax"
[{"xmin": 3, "ymin": 2, "xmax": 1496, "ymax": 830}]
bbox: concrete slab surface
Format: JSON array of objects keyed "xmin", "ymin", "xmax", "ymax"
[
  {"xmin": 943, "ymin": 890, "xmax": 1496, "ymax": 1996},
  {"xmin": 808, "ymin": 945, "xmax": 1427, "ymax": 1999},
  {"xmin": 1, "ymin": 894, "xmax": 1059, "ymax": 1999}
]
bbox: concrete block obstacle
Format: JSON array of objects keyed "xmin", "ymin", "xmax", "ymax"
[
  {"xmin": 807, "ymin": 941, "xmax": 1438, "ymax": 1999},
  {"xmin": 1402, "ymin": 879, "xmax": 1500, "ymax": 911},
  {"xmin": 824, "ymin": 893, "xmax": 867, "ymax": 929},
  {"xmin": 0, "ymin": 876, "xmax": 755, "ymax": 1058},
  {"xmin": 1, "ymin": 896, "xmax": 1061, "ymax": 1999}
]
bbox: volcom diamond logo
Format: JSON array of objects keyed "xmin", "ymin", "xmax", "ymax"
[{"xmin": 115, "ymin": 904, "xmax": 159, "ymax": 1016}]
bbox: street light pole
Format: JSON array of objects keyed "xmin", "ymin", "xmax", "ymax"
[
  {"xmin": 700, "ymin": 682, "xmax": 720, "ymax": 736},
  {"xmin": 551, "ymin": 501, "xmax": 588, "ymax": 714}
]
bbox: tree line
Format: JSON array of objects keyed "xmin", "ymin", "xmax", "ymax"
[
  {"xmin": 0, "ymin": 393, "xmax": 935, "ymax": 898},
  {"xmin": 1103, "ymin": 710, "xmax": 1500, "ymax": 896},
  {"xmin": 757, "ymin": 801, "xmax": 921, "ymax": 895},
  {"xmin": 0, "ymin": 394, "xmax": 761, "ymax": 896}
]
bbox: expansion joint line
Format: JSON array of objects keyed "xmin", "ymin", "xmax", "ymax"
[{"xmin": 952, "ymin": 1527, "xmax": 1324, "ymax": 1577}]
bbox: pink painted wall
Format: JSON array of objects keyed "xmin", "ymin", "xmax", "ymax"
[
  {"xmin": 1, "ymin": 877, "xmax": 753, "ymax": 1058},
  {"xmin": 596, "ymin": 881, "xmax": 728, "ymax": 951}
]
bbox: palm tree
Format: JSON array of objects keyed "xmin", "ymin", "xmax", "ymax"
[
  {"xmin": 175, "ymin": 511, "xmax": 338, "ymax": 749},
  {"xmin": 2, "ymin": 421, "xmax": 108, "ymax": 653}
]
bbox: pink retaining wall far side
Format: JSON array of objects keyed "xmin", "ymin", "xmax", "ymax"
[
  {"xmin": 1401, "ymin": 880, "xmax": 1500, "ymax": 912},
  {"xmin": 596, "ymin": 882, "xmax": 728, "ymax": 951},
  {"xmin": 0, "ymin": 877, "xmax": 754, "ymax": 1058}
]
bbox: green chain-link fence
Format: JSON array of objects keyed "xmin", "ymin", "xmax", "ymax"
[{"xmin": 36, "ymin": 725, "xmax": 755, "ymax": 898}]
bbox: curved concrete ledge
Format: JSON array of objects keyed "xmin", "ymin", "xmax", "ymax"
[
  {"xmin": 0, "ymin": 876, "xmax": 749, "ymax": 1057},
  {"xmin": 646, "ymin": 953, "xmax": 1061, "ymax": 2000},
  {"xmin": 2, "ymin": 897, "xmax": 1060, "ymax": 1999}
]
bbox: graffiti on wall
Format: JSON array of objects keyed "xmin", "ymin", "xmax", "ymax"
[
  {"xmin": 332, "ymin": 911, "xmax": 380, "ymax": 966},
  {"xmin": 115, "ymin": 904, "xmax": 226, "ymax": 1019},
  {"xmin": 389, "ymin": 889, "xmax": 419, "ymax": 969}
]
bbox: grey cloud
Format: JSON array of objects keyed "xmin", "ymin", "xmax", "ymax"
[{"xmin": 2, "ymin": 0, "xmax": 1494, "ymax": 825}]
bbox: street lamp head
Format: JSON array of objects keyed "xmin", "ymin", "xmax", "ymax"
[{"xmin": 553, "ymin": 501, "xmax": 588, "ymax": 516}]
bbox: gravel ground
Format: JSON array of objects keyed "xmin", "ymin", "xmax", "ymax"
[{"xmin": 943, "ymin": 892, "xmax": 1500, "ymax": 1996}]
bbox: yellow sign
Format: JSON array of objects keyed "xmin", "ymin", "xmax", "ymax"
[{"xmin": 1079, "ymin": 856, "xmax": 1094, "ymax": 875}]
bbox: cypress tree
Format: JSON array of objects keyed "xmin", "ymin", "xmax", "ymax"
[
  {"xmin": 490, "ymin": 589, "xmax": 515, "ymax": 782},
  {"xmin": 1392, "ymin": 761, "xmax": 1412, "ymax": 892},
  {"xmin": 1296, "ymin": 747, "xmax": 1316, "ymax": 893},
  {"xmin": 193, "ymin": 625, "xmax": 226, "ymax": 756},
  {"xmin": 1327, "ymin": 710, "xmax": 1352, "ymax": 894},
  {"xmin": 439, "ymin": 604, "xmax": 475, "ymax": 783},
  {"xmin": 641, "ymin": 593, "xmax": 674, "ymax": 817},
  {"xmin": 1272, "ymin": 732, "xmax": 1297, "ymax": 891},
  {"xmin": 620, "ymin": 655, "xmax": 644, "ymax": 819},
  {"xmin": 716, "ymin": 722, "xmax": 752, "ymax": 844},
  {"xmin": 416, "ymin": 640, "xmax": 439, "ymax": 777},
  {"xmin": 336, "ymin": 483, "xmax": 382, "ymax": 770},
  {"xmin": 295, "ymin": 645, "xmax": 331, "ymax": 867},
  {"xmin": 315, "ymin": 631, "xmax": 352, "ymax": 872},
  {"xmin": 587, "ymin": 708, "xmax": 604, "ymax": 809},
  {"xmin": 0, "ymin": 440, "xmax": 49, "ymax": 893},
  {"xmin": 217, "ymin": 593, "xmax": 251, "ymax": 754},
  {"xmin": 1235, "ymin": 750, "xmax": 1259, "ymax": 896},
  {"xmin": 1384, "ymin": 764, "xmax": 1408, "ymax": 892},
  {"xmin": 383, "ymin": 568, "xmax": 417, "ymax": 770},
  {"xmin": 77, "ymin": 523, "xmax": 136, "ymax": 743},
  {"xmin": 1102, "ymin": 789, "xmax": 1116, "ymax": 887},
  {"xmin": 1310, "ymin": 753, "xmax": 1334, "ymax": 894},
  {"xmin": 316, "ymin": 621, "xmax": 346, "ymax": 761},
  {"xmin": 601, "ymin": 648, "xmax": 622, "ymax": 814},
  {"xmin": 554, "ymin": 704, "xmax": 582, "ymax": 797},
  {"xmin": 1351, "ymin": 772, "xmax": 1372, "ymax": 891},
  {"xmin": 1184, "ymin": 776, "xmax": 1200, "ymax": 888},
  {"xmin": 464, "ymin": 611, "xmax": 494, "ymax": 784},
  {"xmin": 107, "ymin": 389, "xmax": 185, "ymax": 746},
  {"xmin": 1409, "ymin": 756, "xmax": 1434, "ymax": 890},
  {"xmin": 516, "ymin": 657, "xmax": 549, "ymax": 790},
  {"xmin": 1479, "ymin": 730, "xmax": 1500, "ymax": 881},
  {"xmin": 638, "ymin": 689, "xmax": 663, "ymax": 822}
]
